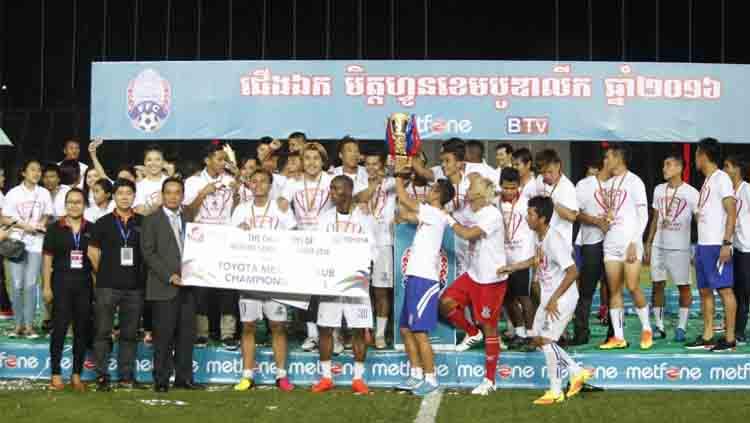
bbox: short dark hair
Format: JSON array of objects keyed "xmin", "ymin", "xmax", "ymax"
[
  {"xmin": 249, "ymin": 168, "xmax": 274, "ymax": 184},
  {"xmin": 64, "ymin": 187, "xmax": 87, "ymax": 206},
  {"xmin": 337, "ymin": 136, "xmax": 359, "ymax": 155},
  {"xmin": 528, "ymin": 195, "xmax": 554, "ymax": 225},
  {"xmin": 584, "ymin": 157, "xmax": 603, "ymax": 171},
  {"xmin": 204, "ymin": 142, "xmax": 225, "ymax": 159},
  {"xmin": 288, "ymin": 131, "xmax": 307, "ymax": 141},
  {"xmin": 466, "ymin": 140, "xmax": 485, "ymax": 157},
  {"xmin": 259, "ymin": 136, "xmax": 274, "ymax": 145},
  {"xmin": 724, "ymin": 155, "xmax": 748, "ymax": 178},
  {"xmin": 162, "ymin": 176, "xmax": 184, "ymax": 193},
  {"xmin": 57, "ymin": 160, "xmax": 80, "ymax": 186},
  {"xmin": 143, "ymin": 144, "xmax": 164, "ymax": 160},
  {"xmin": 112, "ymin": 178, "xmax": 136, "ymax": 194},
  {"xmin": 496, "ymin": 143, "xmax": 513, "ymax": 155},
  {"xmin": 697, "ymin": 137, "xmax": 721, "ymax": 164},
  {"xmin": 116, "ymin": 164, "xmax": 137, "ymax": 179},
  {"xmin": 512, "ymin": 147, "xmax": 532, "ymax": 165},
  {"xmin": 93, "ymin": 178, "xmax": 113, "ymax": 194},
  {"xmin": 605, "ymin": 142, "xmax": 631, "ymax": 166},
  {"xmin": 364, "ymin": 151, "xmax": 387, "ymax": 165},
  {"xmin": 535, "ymin": 149, "xmax": 561, "ymax": 169},
  {"xmin": 331, "ymin": 174, "xmax": 354, "ymax": 192},
  {"xmin": 43, "ymin": 163, "xmax": 61, "ymax": 177},
  {"xmin": 664, "ymin": 152, "xmax": 685, "ymax": 169},
  {"xmin": 434, "ymin": 179, "xmax": 456, "ymax": 206},
  {"xmin": 63, "ymin": 139, "xmax": 80, "ymax": 148},
  {"xmin": 441, "ymin": 140, "xmax": 466, "ymax": 162},
  {"xmin": 500, "ymin": 167, "xmax": 520, "ymax": 184},
  {"xmin": 178, "ymin": 160, "xmax": 203, "ymax": 180}
]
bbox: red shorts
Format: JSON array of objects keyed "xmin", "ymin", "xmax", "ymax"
[{"xmin": 441, "ymin": 273, "xmax": 507, "ymax": 326}]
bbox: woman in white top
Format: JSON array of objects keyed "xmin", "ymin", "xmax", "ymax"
[
  {"xmin": 1, "ymin": 159, "xmax": 54, "ymax": 338},
  {"xmin": 84, "ymin": 178, "xmax": 114, "ymax": 223}
]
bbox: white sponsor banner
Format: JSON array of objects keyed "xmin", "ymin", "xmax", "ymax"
[{"xmin": 181, "ymin": 223, "xmax": 371, "ymax": 298}]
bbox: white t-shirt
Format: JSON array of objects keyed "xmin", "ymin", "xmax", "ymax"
[
  {"xmin": 652, "ymin": 182, "xmax": 700, "ymax": 250},
  {"xmin": 84, "ymin": 201, "xmax": 115, "ymax": 223},
  {"xmin": 535, "ymin": 174, "xmax": 578, "ymax": 245},
  {"xmin": 537, "ymin": 226, "xmax": 579, "ymax": 305},
  {"xmin": 282, "ymin": 173, "xmax": 335, "ymax": 230},
  {"xmin": 575, "ymin": 175, "xmax": 606, "ymax": 245},
  {"xmin": 331, "ymin": 166, "xmax": 368, "ymax": 195},
  {"xmin": 697, "ymin": 169, "xmax": 735, "ymax": 246},
  {"xmin": 50, "ymin": 185, "xmax": 72, "ymax": 219},
  {"xmin": 405, "ymin": 204, "xmax": 451, "ymax": 281},
  {"xmin": 519, "ymin": 174, "xmax": 537, "ymax": 203},
  {"xmin": 318, "ymin": 207, "xmax": 377, "ymax": 260},
  {"xmin": 183, "ymin": 170, "xmax": 236, "ymax": 225},
  {"xmin": 231, "ymin": 200, "xmax": 296, "ymax": 230},
  {"xmin": 733, "ymin": 181, "xmax": 750, "ymax": 252},
  {"xmin": 602, "ymin": 171, "xmax": 648, "ymax": 249},
  {"xmin": 406, "ymin": 183, "xmax": 430, "ymax": 203},
  {"xmin": 499, "ymin": 196, "xmax": 535, "ymax": 264},
  {"xmin": 134, "ymin": 175, "xmax": 168, "ymax": 210},
  {"xmin": 2, "ymin": 184, "xmax": 54, "ymax": 253},
  {"xmin": 368, "ymin": 178, "xmax": 396, "ymax": 246},
  {"xmin": 460, "ymin": 205, "xmax": 507, "ymax": 284}
]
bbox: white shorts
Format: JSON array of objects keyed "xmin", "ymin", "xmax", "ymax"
[
  {"xmin": 371, "ymin": 245, "xmax": 394, "ymax": 288},
  {"xmin": 650, "ymin": 247, "xmax": 691, "ymax": 286},
  {"xmin": 317, "ymin": 296, "xmax": 373, "ymax": 329},
  {"xmin": 604, "ymin": 242, "xmax": 644, "ymax": 263},
  {"xmin": 532, "ymin": 294, "xmax": 578, "ymax": 341},
  {"xmin": 239, "ymin": 297, "xmax": 288, "ymax": 323}
]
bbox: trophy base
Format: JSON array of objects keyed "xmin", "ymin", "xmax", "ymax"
[{"xmin": 388, "ymin": 155, "xmax": 413, "ymax": 178}]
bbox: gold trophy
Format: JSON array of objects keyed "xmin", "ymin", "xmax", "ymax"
[{"xmin": 385, "ymin": 113, "xmax": 421, "ymax": 177}]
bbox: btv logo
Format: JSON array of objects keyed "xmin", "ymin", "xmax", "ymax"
[
  {"xmin": 506, "ymin": 117, "xmax": 549, "ymax": 135},
  {"xmin": 416, "ymin": 114, "xmax": 473, "ymax": 138}
]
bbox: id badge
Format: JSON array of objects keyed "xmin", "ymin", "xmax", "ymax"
[
  {"xmin": 70, "ymin": 250, "xmax": 84, "ymax": 269},
  {"xmin": 121, "ymin": 247, "xmax": 134, "ymax": 267}
]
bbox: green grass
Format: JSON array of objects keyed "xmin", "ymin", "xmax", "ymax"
[
  {"xmin": 0, "ymin": 384, "xmax": 421, "ymax": 423},
  {"xmin": 0, "ymin": 384, "xmax": 747, "ymax": 423}
]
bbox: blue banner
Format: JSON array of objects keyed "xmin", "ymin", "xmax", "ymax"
[
  {"xmin": 3, "ymin": 343, "xmax": 750, "ymax": 390},
  {"xmin": 91, "ymin": 60, "xmax": 747, "ymax": 142},
  {"xmin": 393, "ymin": 223, "xmax": 457, "ymax": 350}
]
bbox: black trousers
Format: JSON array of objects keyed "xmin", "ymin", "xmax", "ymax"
[
  {"xmin": 574, "ymin": 242, "xmax": 605, "ymax": 339},
  {"xmin": 734, "ymin": 251, "xmax": 750, "ymax": 337},
  {"xmin": 152, "ymin": 288, "xmax": 196, "ymax": 386},
  {"xmin": 0, "ymin": 263, "xmax": 11, "ymax": 310},
  {"xmin": 93, "ymin": 288, "xmax": 144, "ymax": 381},
  {"xmin": 49, "ymin": 277, "xmax": 92, "ymax": 375}
]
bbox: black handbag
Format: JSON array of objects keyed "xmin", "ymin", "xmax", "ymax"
[{"xmin": 0, "ymin": 238, "xmax": 26, "ymax": 261}]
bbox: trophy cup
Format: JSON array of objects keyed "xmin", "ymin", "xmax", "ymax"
[{"xmin": 385, "ymin": 113, "xmax": 422, "ymax": 177}]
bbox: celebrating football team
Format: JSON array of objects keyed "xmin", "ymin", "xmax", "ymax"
[{"xmin": 1, "ymin": 134, "xmax": 748, "ymax": 405}]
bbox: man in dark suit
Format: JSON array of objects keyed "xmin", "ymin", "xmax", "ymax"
[{"xmin": 141, "ymin": 177, "xmax": 204, "ymax": 393}]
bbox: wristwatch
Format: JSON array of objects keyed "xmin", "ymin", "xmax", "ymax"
[{"xmin": 722, "ymin": 240, "xmax": 733, "ymax": 247}]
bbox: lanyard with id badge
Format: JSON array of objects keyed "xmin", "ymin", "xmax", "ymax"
[
  {"xmin": 116, "ymin": 218, "xmax": 134, "ymax": 267},
  {"xmin": 71, "ymin": 231, "xmax": 84, "ymax": 269}
]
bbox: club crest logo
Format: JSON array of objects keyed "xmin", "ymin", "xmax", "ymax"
[
  {"xmin": 480, "ymin": 306, "xmax": 491, "ymax": 319},
  {"xmin": 127, "ymin": 69, "xmax": 171, "ymax": 133}
]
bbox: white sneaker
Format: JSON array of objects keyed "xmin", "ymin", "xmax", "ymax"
[
  {"xmin": 333, "ymin": 337, "xmax": 345, "ymax": 355},
  {"xmin": 471, "ymin": 378, "xmax": 496, "ymax": 396},
  {"xmin": 302, "ymin": 337, "xmax": 318, "ymax": 351},
  {"xmin": 375, "ymin": 336, "xmax": 387, "ymax": 349},
  {"xmin": 455, "ymin": 331, "xmax": 483, "ymax": 352}
]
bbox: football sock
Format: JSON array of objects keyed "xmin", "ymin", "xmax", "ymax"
[
  {"xmin": 636, "ymin": 306, "xmax": 652, "ymax": 332},
  {"xmin": 376, "ymin": 317, "xmax": 388, "ymax": 338},
  {"xmin": 242, "ymin": 369, "xmax": 254, "ymax": 379},
  {"xmin": 411, "ymin": 367, "xmax": 424, "ymax": 380},
  {"xmin": 321, "ymin": 361, "xmax": 332, "ymax": 379},
  {"xmin": 353, "ymin": 362, "xmax": 365, "ymax": 380},
  {"xmin": 515, "ymin": 326, "xmax": 527, "ymax": 337},
  {"xmin": 541, "ymin": 344, "xmax": 562, "ymax": 395},
  {"xmin": 551, "ymin": 342, "xmax": 582, "ymax": 375},
  {"xmin": 485, "ymin": 336, "xmax": 500, "ymax": 383},
  {"xmin": 307, "ymin": 322, "xmax": 319, "ymax": 339},
  {"xmin": 678, "ymin": 308, "xmax": 689, "ymax": 331},
  {"xmin": 653, "ymin": 306, "xmax": 665, "ymax": 331},
  {"xmin": 424, "ymin": 373, "xmax": 437, "ymax": 385},
  {"xmin": 610, "ymin": 308, "xmax": 625, "ymax": 339}
]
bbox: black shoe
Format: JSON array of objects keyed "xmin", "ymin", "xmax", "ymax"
[
  {"xmin": 506, "ymin": 336, "xmax": 525, "ymax": 350},
  {"xmin": 685, "ymin": 336, "xmax": 715, "ymax": 350},
  {"xmin": 173, "ymin": 381, "xmax": 206, "ymax": 390},
  {"xmin": 711, "ymin": 338, "xmax": 737, "ymax": 352},
  {"xmin": 222, "ymin": 337, "xmax": 239, "ymax": 351},
  {"xmin": 154, "ymin": 384, "xmax": 169, "ymax": 393},
  {"xmin": 96, "ymin": 376, "xmax": 111, "ymax": 392},
  {"xmin": 195, "ymin": 337, "xmax": 208, "ymax": 348},
  {"xmin": 654, "ymin": 328, "xmax": 667, "ymax": 340}
]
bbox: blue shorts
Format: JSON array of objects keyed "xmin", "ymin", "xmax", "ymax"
[
  {"xmin": 695, "ymin": 245, "xmax": 734, "ymax": 290},
  {"xmin": 399, "ymin": 276, "xmax": 440, "ymax": 333}
]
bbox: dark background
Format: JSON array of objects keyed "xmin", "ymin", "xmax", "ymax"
[{"xmin": 0, "ymin": 0, "xmax": 747, "ymax": 187}]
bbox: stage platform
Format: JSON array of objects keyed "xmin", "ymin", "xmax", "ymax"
[{"xmin": 1, "ymin": 315, "xmax": 749, "ymax": 390}]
